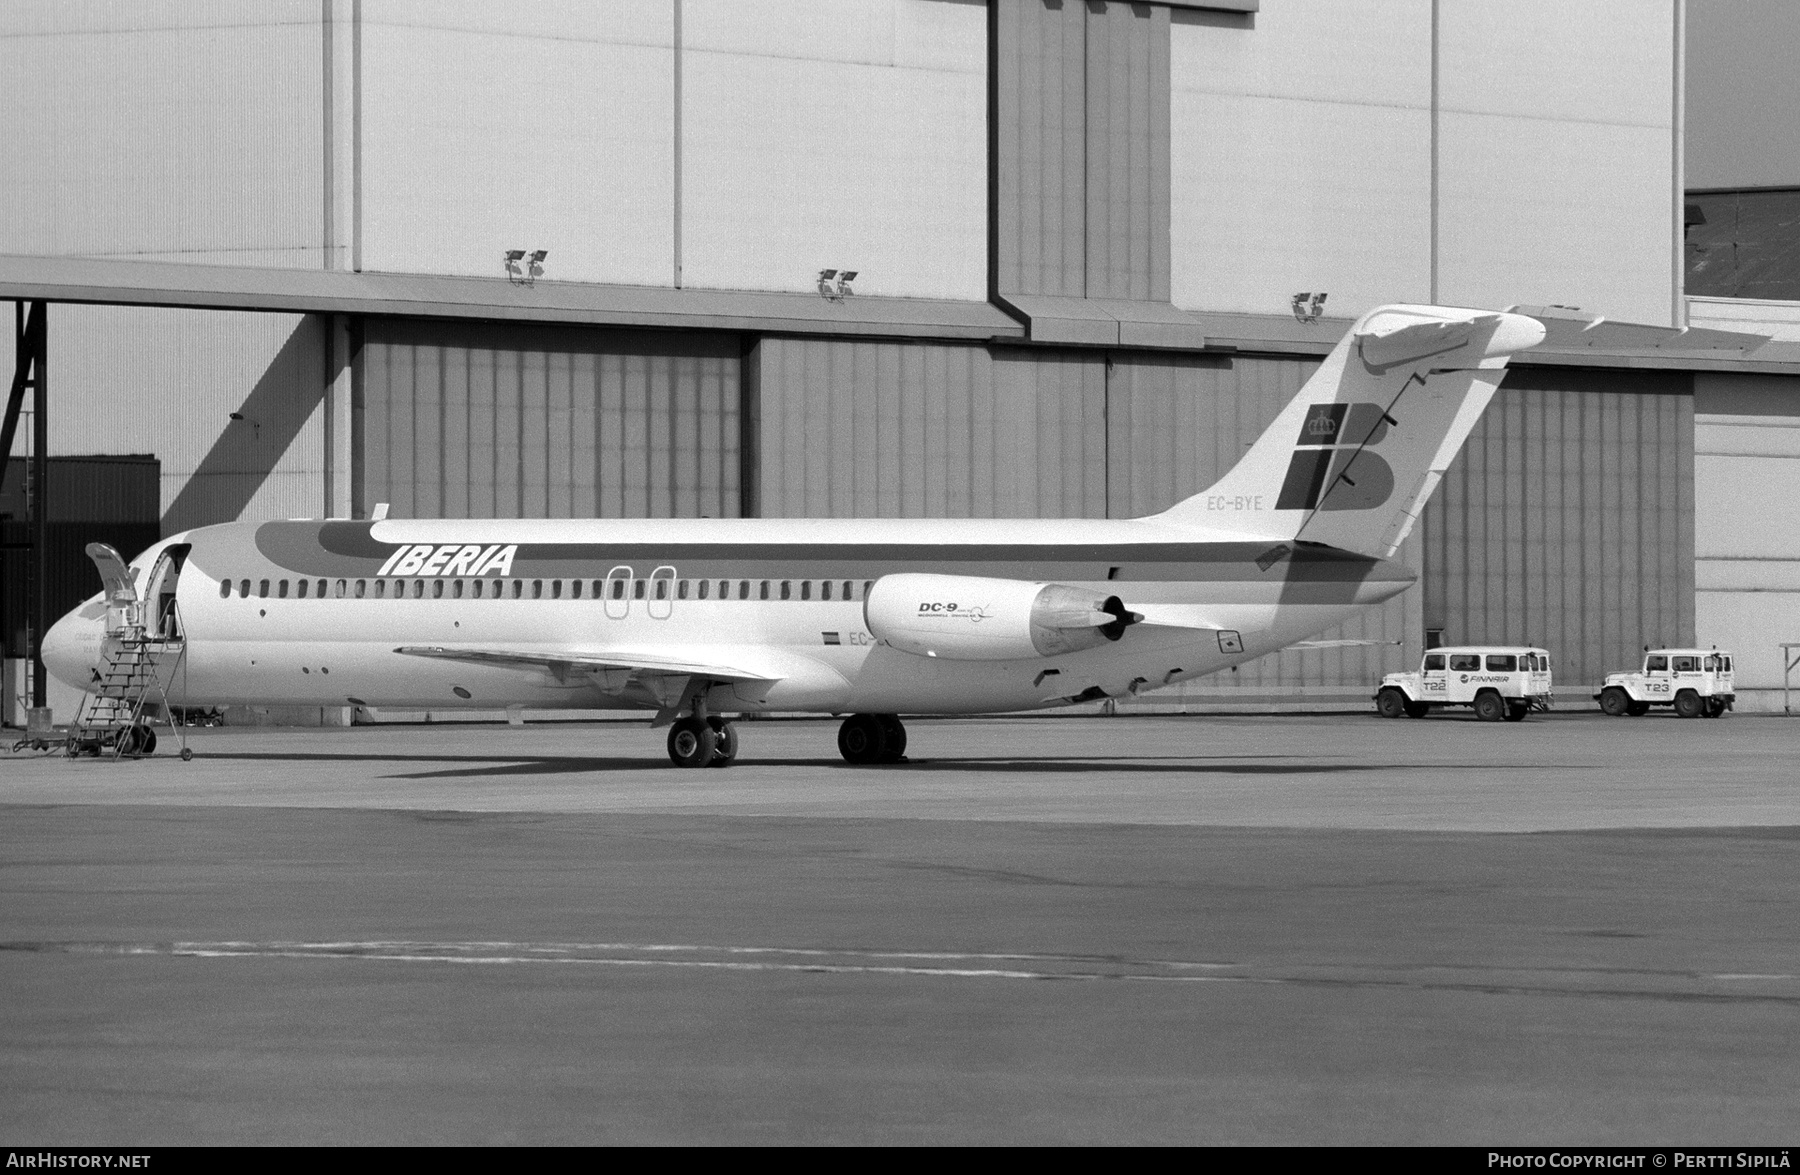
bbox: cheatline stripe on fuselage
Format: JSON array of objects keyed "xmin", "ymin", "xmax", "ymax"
[{"xmin": 242, "ymin": 523, "xmax": 1406, "ymax": 591}]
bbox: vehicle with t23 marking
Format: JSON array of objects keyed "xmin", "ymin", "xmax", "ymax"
[
  {"xmin": 1597, "ymin": 649, "xmax": 1734, "ymax": 718},
  {"xmin": 1375, "ymin": 646, "xmax": 1554, "ymax": 722},
  {"xmin": 43, "ymin": 304, "xmax": 1552, "ymax": 767}
]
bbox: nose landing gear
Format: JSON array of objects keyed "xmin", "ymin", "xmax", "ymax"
[{"xmin": 838, "ymin": 713, "xmax": 907, "ymax": 764}]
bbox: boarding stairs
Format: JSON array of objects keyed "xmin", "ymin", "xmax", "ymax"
[{"xmin": 62, "ymin": 543, "xmax": 192, "ymax": 760}]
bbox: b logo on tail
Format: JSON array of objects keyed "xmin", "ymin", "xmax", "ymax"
[{"xmin": 1276, "ymin": 402, "xmax": 1398, "ymax": 511}]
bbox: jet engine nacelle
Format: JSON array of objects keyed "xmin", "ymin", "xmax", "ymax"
[{"xmin": 864, "ymin": 573, "xmax": 1138, "ymax": 661}]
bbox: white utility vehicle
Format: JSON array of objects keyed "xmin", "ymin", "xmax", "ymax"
[
  {"xmin": 1375, "ymin": 646, "xmax": 1554, "ymax": 722},
  {"xmin": 1596, "ymin": 649, "xmax": 1734, "ymax": 718}
]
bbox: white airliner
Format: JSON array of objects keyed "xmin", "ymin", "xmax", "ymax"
[{"xmin": 42, "ymin": 304, "xmax": 1547, "ymax": 766}]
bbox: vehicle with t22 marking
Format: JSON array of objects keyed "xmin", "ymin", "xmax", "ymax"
[{"xmin": 1375, "ymin": 646, "xmax": 1554, "ymax": 722}]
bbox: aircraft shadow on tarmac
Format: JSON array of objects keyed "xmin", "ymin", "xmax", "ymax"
[
  {"xmin": 176, "ymin": 750, "xmax": 1592, "ymax": 780},
  {"xmin": 381, "ymin": 757, "xmax": 1438, "ymax": 780}
]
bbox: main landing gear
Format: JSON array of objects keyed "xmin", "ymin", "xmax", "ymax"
[
  {"xmin": 666, "ymin": 714, "xmax": 739, "ymax": 768},
  {"xmin": 837, "ymin": 713, "xmax": 906, "ymax": 765}
]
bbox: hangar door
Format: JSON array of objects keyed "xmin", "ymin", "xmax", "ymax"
[
  {"xmin": 1419, "ymin": 367, "xmax": 1695, "ymax": 687},
  {"xmin": 358, "ymin": 320, "xmax": 742, "ymax": 519}
]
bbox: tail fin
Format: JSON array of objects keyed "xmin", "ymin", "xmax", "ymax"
[{"xmin": 1151, "ymin": 304, "xmax": 1546, "ymax": 558}]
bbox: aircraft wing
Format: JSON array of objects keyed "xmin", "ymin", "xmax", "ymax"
[{"xmin": 393, "ymin": 645, "xmax": 778, "ymax": 685}]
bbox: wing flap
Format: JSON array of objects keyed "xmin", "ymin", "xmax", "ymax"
[{"xmin": 393, "ymin": 645, "xmax": 778, "ymax": 685}]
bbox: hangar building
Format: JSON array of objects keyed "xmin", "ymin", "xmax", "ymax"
[{"xmin": 5, "ymin": 0, "xmax": 1800, "ymax": 719}]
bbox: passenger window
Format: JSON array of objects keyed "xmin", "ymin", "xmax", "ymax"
[
  {"xmin": 697, "ymin": 580, "xmax": 710, "ymax": 600},
  {"xmin": 258, "ymin": 580, "xmax": 270, "ymax": 598},
  {"xmin": 780, "ymin": 581, "xmax": 792, "ymax": 600},
  {"xmin": 240, "ymin": 579, "xmax": 251, "ymax": 598},
  {"xmin": 760, "ymin": 581, "xmax": 770, "ymax": 600},
  {"xmin": 427, "ymin": 580, "xmax": 440, "ymax": 599},
  {"xmin": 453, "ymin": 580, "xmax": 464, "ymax": 599},
  {"xmin": 219, "ymin": 579, "xmax": 231, "ymax": 598},
  {"xmin": 677, "ymin": 580, "xmax": 689, "ymax": 600},
  {"xmin": 654, "ymin": 578, "xmax": 668, "ymax": 600},
  {"xmin": 411, "ymin": 580, "xmax": 424, "ymax": 598},
  {"xmin": 530, "ymin": 580, "xmax": 541, "ymax": 599},
  {"xmin": 739, "ymin": 580, "xmax": 750, "ymax": 599},
  {"xmin": 569, "ymin": 580, "xmax": 581, "ymax": 599},
  {"xmin": 592, "ymin": 580, "xmax": 604, "ymax": 597},
  {"xmin": 1448, "ymin": 654, "xmax": 1481, "ymax": 672},
  {"xmin": 1423, "ymin": 654, "xmax": 1445, "ymax": 671},
  {"xmin": 864, "ymin": 581, "xmax": 874, "ymax": 598},
  {"xmin": 1486, "ymin": 655, "xmax": 1516, "ymax": 672},
  {"xmin": 719, "ymin": 580, "xmax": 730, "ymax": 599},
  {"xmin": 296, "ymin": 579, "xmax": 309, "ymax": 599},
  {"xmin": 843, "ymin": 581, "xmax": 854, "ymax": 601},
  {"xmin": 1646, "ymin": 656, "xmax": 1667, "ymax": 672},
  {"xmin": 333, "ymin": 579, "xmax": 345, "ymax": 598},
  {"xmin": 634, "ymin": 580, "xmax": 646, "ymax": 600},
  {"xmin": 801, "ymin": 581, "xmax": 812, "ymax": 600},
  {"xmin": 355, "ymin": 579, "xmax": 366, "ymax": 599},
  {"xmin": 820, "ymin": 581, "xmax": 832, "ymax": 601},
  {"xmin": 552, "ymin": 580, "xmax": 562, "ymax": 599},
  {"xmin": 278, "ymin": 580, "xmax": 289, "ymax": 598},
  {"xmin": 375, "ymin": 580, "xmax": 386, "ymax": 599}
]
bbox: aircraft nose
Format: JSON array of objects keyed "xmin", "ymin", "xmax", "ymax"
[{"xmin": 42, "ymin": 606, "xmax": 102, "ymax": 692}]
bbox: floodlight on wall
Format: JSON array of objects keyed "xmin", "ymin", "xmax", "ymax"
[
  {"xmin": 527, "ymin": 249, "xmax": 547, "ymax": 283},
  {"xmin": 817, "ymin": 268, "xmax": 857, "ymax": 302},
  {"xmin": 1291, "ymin": 292, "xmax": 1327, "ymax": 324},
  {"xmin": 504, "ymin": 249, "xmax": 526, "ymax": 284}
]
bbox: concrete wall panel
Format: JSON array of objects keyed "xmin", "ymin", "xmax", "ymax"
[
  {"xmin": 360, "ymin": 0, "xmax": 675, "ymax": 284},
  {"xmin": 1436, "ymin": 0, "xmax": 1674, "ymax": 323},
  {"xmin": 0, "ymin": 0, "xmax": 324, "ymax": 266},
  {"xmin": 682, "ymin": 0, "xmax": 985, "ymax": 300},
  {"xmin": 1169, "ymin": 2, "xmax": 1432, "ymax": 319}
]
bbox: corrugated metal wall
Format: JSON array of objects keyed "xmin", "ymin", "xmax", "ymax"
[
  {"xmin": 0, "ymin": 1, "xmax": 325, "ymax": 267},
  {"xmin": 360, "ymin": 321, "xmax": 741, "ymax": 520},
  {"xmin": 994, "ymin": 0, "xmax": 1170, "ymax": 300},
  {"xmin": 1421, "ymin": 368, "xmax": 1695, "ymax": 687},
  {"xmin": 751, "ymin": 339, "xmax": 1106, "ymax": 519}
]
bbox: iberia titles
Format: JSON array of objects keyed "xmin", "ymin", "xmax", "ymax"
[{"xmin": 376, "ymin": 544, "xmax": 519, "ymax": 578}]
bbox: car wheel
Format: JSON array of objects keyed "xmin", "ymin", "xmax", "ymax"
[
  {"xmin": 1599, "ymin": 687, "xmax": 1631, "ymax": 717},
  {"xmin": 1473, "ymin": 691, "xmax": 1505, "ymax": 722},
  {"xmin": 1673, "ymin": 690, "xmax": 1704, "ymax": 719},
  {"xmin": 1376, "ymin": 689, "xmax": 1408, "ymax": 719}
]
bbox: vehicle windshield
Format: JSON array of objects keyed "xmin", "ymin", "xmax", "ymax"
[{"xmin": 1486, "ymin": 655, "xmax": 1517, "ymax": 671}]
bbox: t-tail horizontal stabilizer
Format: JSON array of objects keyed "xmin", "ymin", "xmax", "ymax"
[{"xmin": 1150, "ymin": 304, "xmax": 1547, "ymax": 558}]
